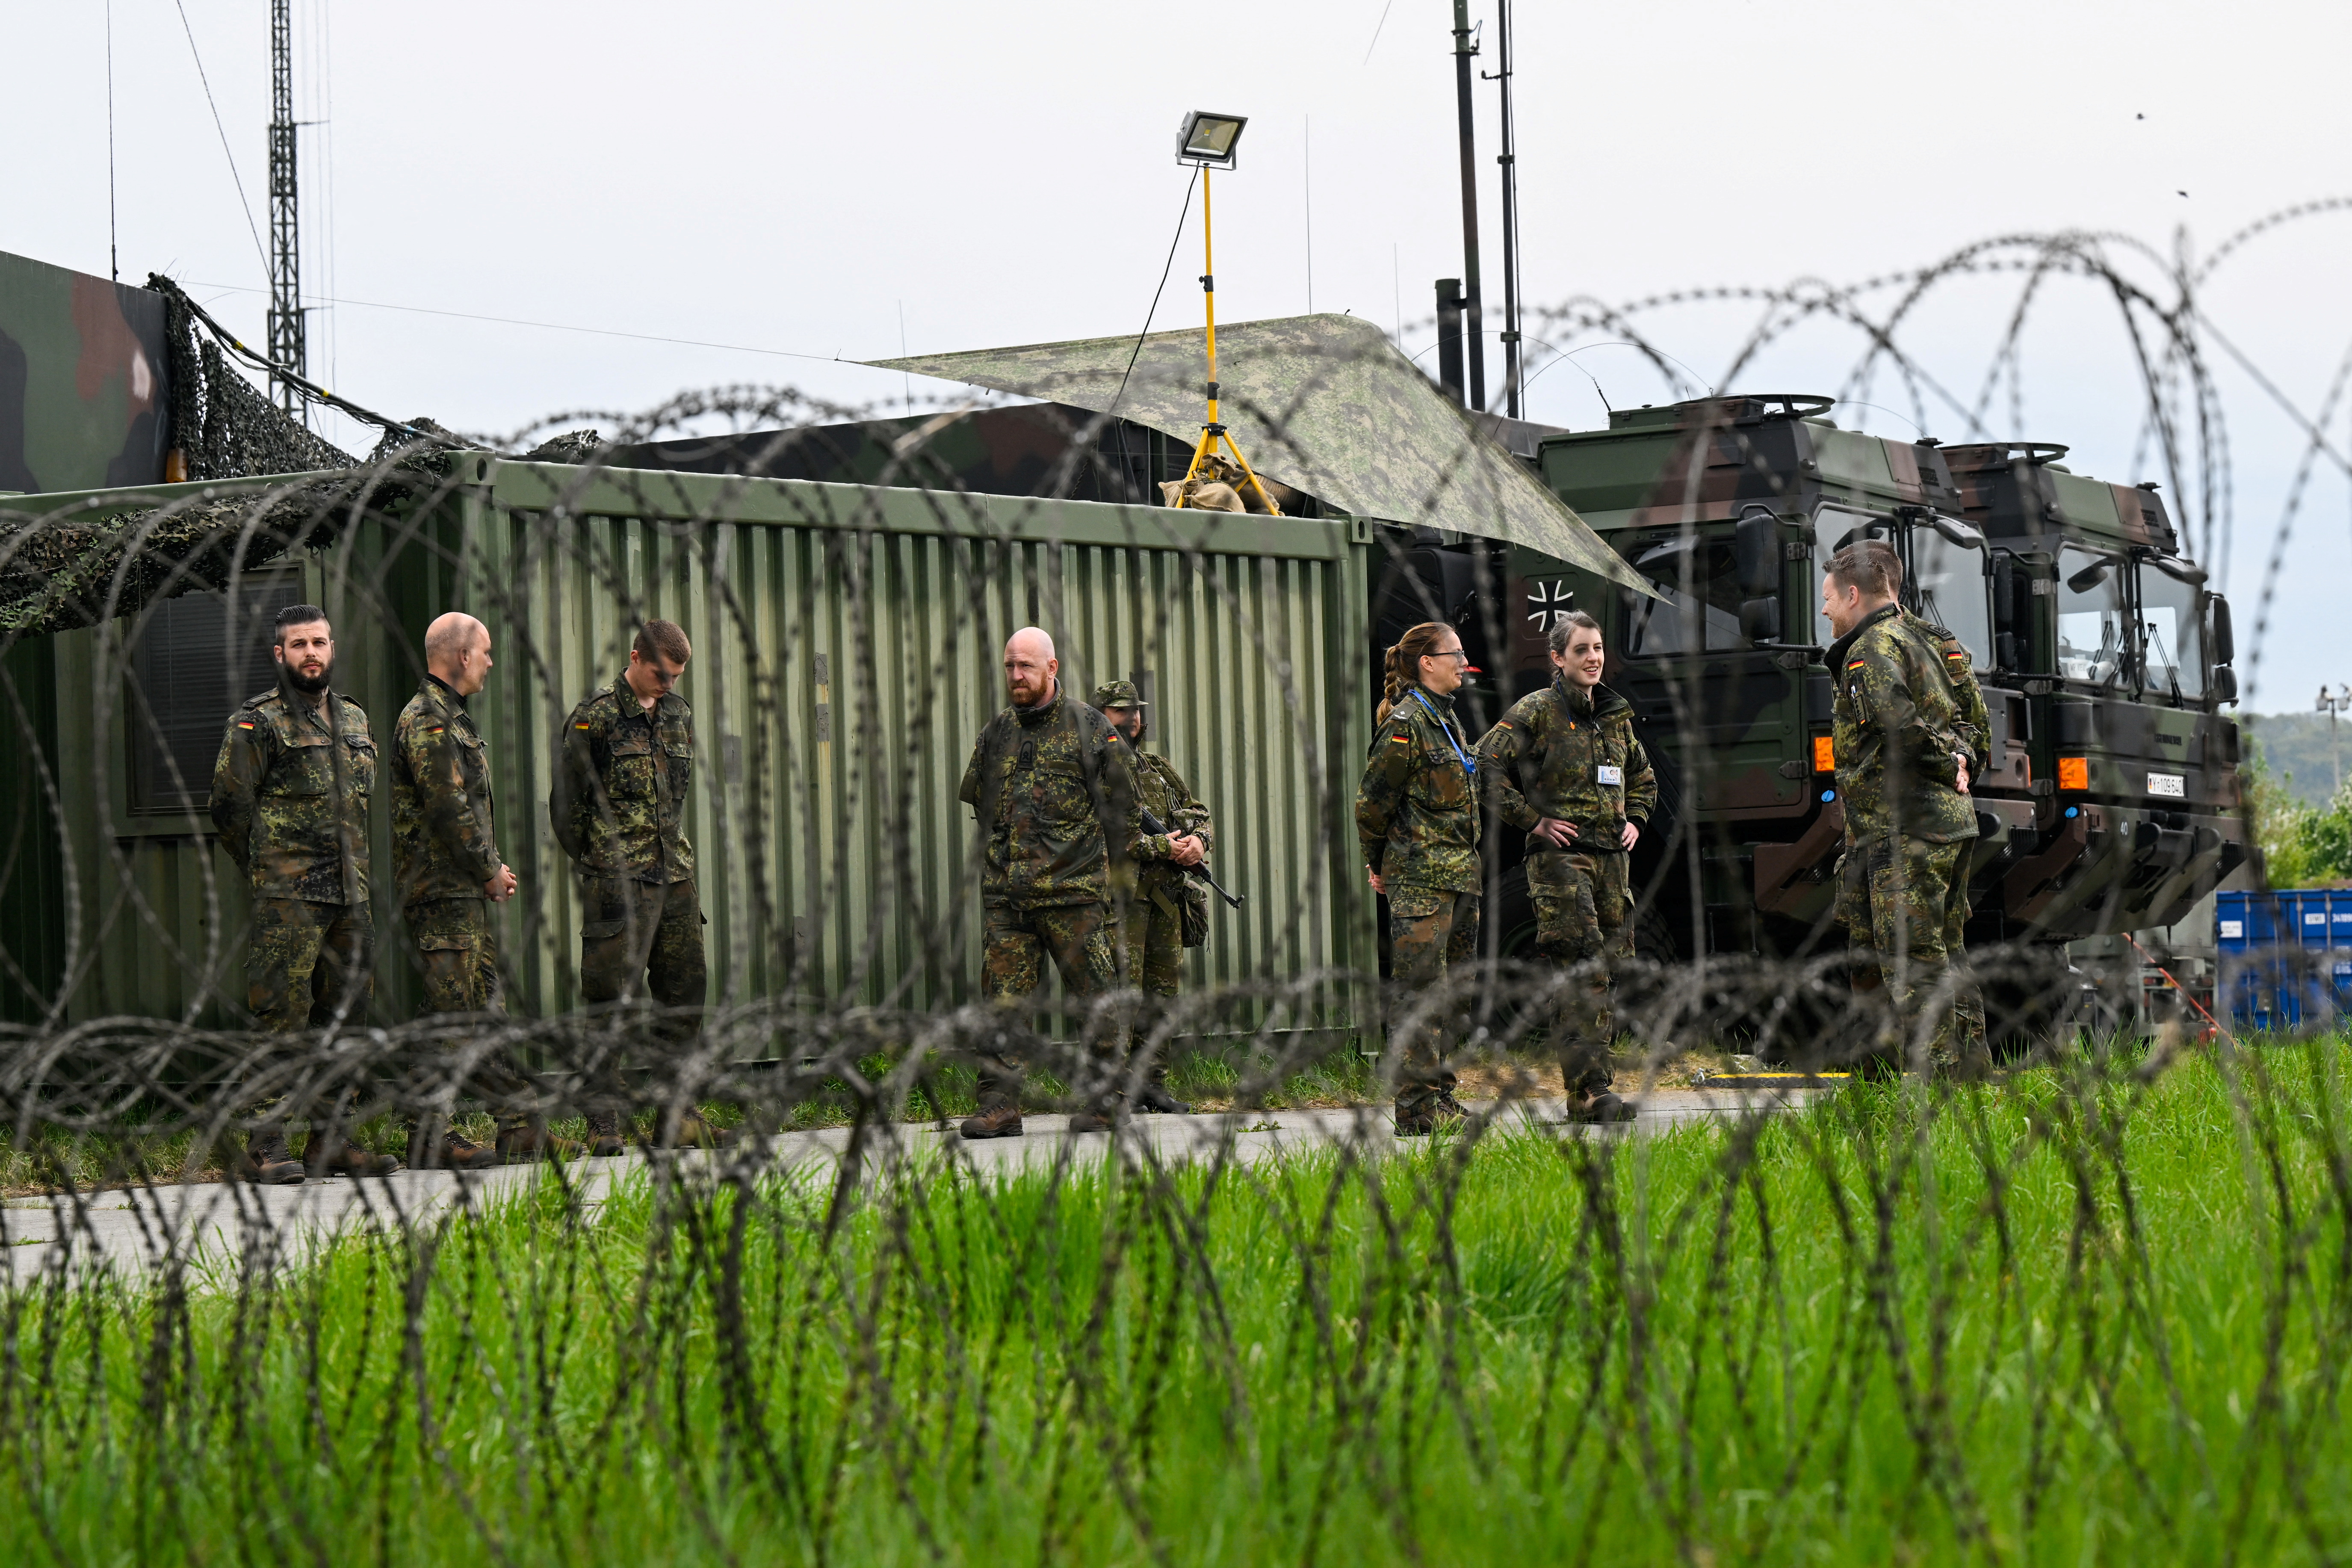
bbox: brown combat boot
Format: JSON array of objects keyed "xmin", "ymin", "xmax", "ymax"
[
  {"xmin": 1134, "ymin": 1084, "xmax": 1193, "ymax": 1115},
  {"xmin": 656, "ymin": 1109, "xmax": 737, "ymax": 1149},
  {"xmin": 1394, "ymin": 1091, "xmax": 1469, "ymax": 1138},
  {"xmin": 959, "ymin": 1102, "xmax": 1024, "ymax": 1140},
  {"xmin": 230, "ymin": 1130, "xmax": 304, "ymax": 1185},
  {"xmin": 308, "ymin": 1136, "xmax": 405, "ymax": 1178},
  {"xmin": 406, "ymin": 1123, "xmax": 502, "ymax": 1170},
  {"xmin": 495, "ymin": 1122, "xmax": 587, "ymax": 1162},
  {"xmin": 1066, "ymin": 1099, "xmax": 1123, "ymax": 1134},
  {"xmin": 583, "ymin": 1111, "xmax": 629, "ymax": 1157}
]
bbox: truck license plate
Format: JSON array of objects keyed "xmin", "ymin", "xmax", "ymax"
[{"xmin": 2146, "ymin": 772, "xmax": 2185, "ymax": 797}]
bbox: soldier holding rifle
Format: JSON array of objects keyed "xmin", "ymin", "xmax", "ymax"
[{"xmin": 1090, "ymin": 678, "xmax": 1213, "ymax": 1114}]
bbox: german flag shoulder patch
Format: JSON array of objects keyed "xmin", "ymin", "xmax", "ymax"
[
  {"xmin": 236, "ymin": 720, "xmax": 256, "ymax": 729},
  {"xmin": 1846, "ymin": 659, "xmax": 1867, "ymax": 671}
]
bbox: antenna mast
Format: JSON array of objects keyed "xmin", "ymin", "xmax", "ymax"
[{"xmin": 266, "ymin": 0, "xmax": 304, "ymax": 416}]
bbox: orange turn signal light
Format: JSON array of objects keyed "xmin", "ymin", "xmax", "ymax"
[
  {"xmin": 2057, "ymin": 756, "xmax": 2089, "ymax": 791},
  {"xmin": 1812, "ymin": 735, "xmax": 1835, "ymax": 773}
]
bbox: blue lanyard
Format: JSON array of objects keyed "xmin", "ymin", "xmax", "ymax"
[{"xmin": 1412, "ymin": 689, "xmax": 1477, "ymax": 777}]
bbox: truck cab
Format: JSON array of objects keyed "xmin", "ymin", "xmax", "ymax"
[
  {"xmin": 1515, "ymin": 396, "xmax": 2242, "ymax": 969},
  {"xmin": 1941, "ymin": 443, "xmax": 2245, "ymax": 937}
]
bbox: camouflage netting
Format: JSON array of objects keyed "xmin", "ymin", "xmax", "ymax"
[{"xmin": 151, "ymin": 274, "xmax": 357, "ymax": 482}]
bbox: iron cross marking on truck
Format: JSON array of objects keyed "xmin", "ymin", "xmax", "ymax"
[{"xmin": 1527, "ymin": 580, "xmax": 1575, "ymax": 633}]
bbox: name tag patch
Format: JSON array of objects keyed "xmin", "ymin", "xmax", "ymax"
[{"xmin": 1596, "ymin": 765, "xmax": 1624, "ymax": 786}]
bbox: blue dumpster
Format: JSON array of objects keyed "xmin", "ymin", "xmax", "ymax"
[{"xmin": 2219, "ymin": 889, "xmax": 2352, "ymax": 1030}]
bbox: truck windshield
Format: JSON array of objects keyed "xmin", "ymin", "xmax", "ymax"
[
  {"xmin": 2138, "ymin": 561, "xmax": 2207, "ymax": 701},
  {"xmin": 2056, "ymin": 544, "xmax": 2130, "ymax": 687},
  {"xmin": 1620, "ymin": 534, "xmax": 1744, "ymax": 654},
  {"xmin": 1907, "ymin": 526, "xmax": 1992, "ymax": 668}
]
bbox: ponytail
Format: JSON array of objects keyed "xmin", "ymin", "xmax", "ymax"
[{"xmin": 1375, "ymin": 620, "xmax": 1455, "ymax": 726}]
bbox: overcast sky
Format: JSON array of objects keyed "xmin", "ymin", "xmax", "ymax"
[{"xmin": 8, "ymin": 0, "xmax": 2350, "ymax": 706}]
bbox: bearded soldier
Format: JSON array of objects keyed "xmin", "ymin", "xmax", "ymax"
[
  {"xmin": 1475, "ymin": 610, "xmax": 1655, "ymax": 1121},
  {"xmin": 210, "ymin": 603, "xmax": 402, "ymax": 1183},
  {"xmin": 956, "ymin": 628, "xmax": 1141, "ymax": 1139},
  {"xmin": 1090, "ymin": 678, "xmax": 1211, "ymax": 1114},
  {"xmin": 1820, "ymin": 540, "xmax": 1981, "ymax": 1072}
]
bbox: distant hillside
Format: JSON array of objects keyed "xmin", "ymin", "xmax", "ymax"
[{"xmin": 2243, "ymin": 712, "xmax": 2352, "ymax": 806}]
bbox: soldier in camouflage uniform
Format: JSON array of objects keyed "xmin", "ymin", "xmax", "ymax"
[
  {"xmin": 550, "ymin": 619, "xmax": 729, "ymax": 1153},
  {"xmin": 1475, "ymin": 610, "xmax": 1655, "ymax": 1121},
  {"xmin": 1820, "ymin": 542, "xmax": 1981, "ymax": 1074},
  {"xmin": 210, "ymin": 604, "xmax": 402, "ymax": 1183},
  {"xmin": 393, "ymin": 613, "xmax": 577, "ymax": 1167},
  {"xmin": 1357, "ymin": 622, "xmax": 1482, "ymax": 1136},
  {"xmin": 956, "ymin": 628, "xmax": 1141, "ymax": 1139},
  {"xmin": 1898, "ymin": 596, "xmax": 1992, "ymax": 1069},
  {"xmin": 1090, "ymin": 679, "xmax": 1213, "ymax": 1114}
]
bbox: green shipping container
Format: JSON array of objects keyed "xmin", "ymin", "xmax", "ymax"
[{"xmin": 0, "ymin": 459, "xmax": 1378, "ymax": 1048}]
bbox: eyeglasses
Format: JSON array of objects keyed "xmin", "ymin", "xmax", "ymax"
[{"xmin": 1424, "ymin": 649, "xmax": 1471, "ymax": 663}]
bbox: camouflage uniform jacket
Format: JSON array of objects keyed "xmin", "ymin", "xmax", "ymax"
[
  {"xmin": 1902, "ymin": 610, "xmax": 1993, "ymax": 782},
  {"xmin": 1132, "ymin": 750, "xmax": 1214, "ymax": 898},
  {"xmin": 209, "ymin": 685, "xmax": 377, "ymax": 904},
  {"xmin": 1475, "ymin": 678, "xmax": 1657, "ymax": 888},
  {"xmin": 1828, "ymin": 603, "xmax": 1978, "ymax": 847},
  {"xmin": 1356, "ymin": 687, "xmax": 1480, "ymax": 894},
  {"xmin": 552, "ymin": 674, "xmax": 695, "ymax": 883},
  {"xmin": 392, "ymin": 674, "xmax": 501, "ymax": 904},
  {"xmin": 959, "ymin": 685, "xmax": 1142, "ymax": 910}
]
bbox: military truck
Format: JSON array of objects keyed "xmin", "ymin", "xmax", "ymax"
[{"xmin": 1371, "ymin": 394, "xmax": 2245, "ymax": 993}]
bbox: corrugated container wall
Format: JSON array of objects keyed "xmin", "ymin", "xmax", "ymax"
[{"xmin": 8, "ymin": 460, "xmax": 1377, "ymax": 1045}]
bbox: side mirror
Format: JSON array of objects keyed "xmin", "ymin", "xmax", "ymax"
[
  {"xmin": 2212, "ymin": 666, "xmax": 2238, "ymax": 703},
  {"xmin": 2211, "ymin": 593, "xmax": 2234, "ymax": 667},
  {"xmin": 1734, "ymin": 509, "xmax": 1780, "ymax": 596},
  {"xmin": 1740, "ymin": 597, "xmax": 1783, "ymax": 644}
]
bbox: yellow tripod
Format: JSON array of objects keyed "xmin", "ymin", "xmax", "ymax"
[{"xmin": 1173, "ymin": 166, "xmax": 1282, "ymax": 514}]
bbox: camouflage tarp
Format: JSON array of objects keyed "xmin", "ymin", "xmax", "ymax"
[{"xmin": 872, "ymin": 313, "xmax": 1650, "ymax": 593}]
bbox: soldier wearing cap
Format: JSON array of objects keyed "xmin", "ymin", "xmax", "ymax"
[
  {"xmin": 1090, "ymin": 678, "xmax": 1213, "ymax": 1114},
  {"xmin": 210, "ymin": 603, "xmax": 403, "ymax": 1183}
]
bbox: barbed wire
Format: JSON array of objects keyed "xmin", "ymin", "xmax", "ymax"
[{"xmin": 0, "ymin": 213, "xmax": 2345, "ymax": 1562}]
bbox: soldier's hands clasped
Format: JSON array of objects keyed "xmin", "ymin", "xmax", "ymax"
[{"xmin": 486, "ymin": 865, "xmax": 518, "ymax": 902}]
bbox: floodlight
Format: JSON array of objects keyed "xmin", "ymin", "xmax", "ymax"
[{"xmin": 1176, "ymin": 111, "xmax": 1248, "ymax": 169}]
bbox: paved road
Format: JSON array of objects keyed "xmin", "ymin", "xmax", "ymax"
[{"xmin": 0, "ymin": 1085, "xmax": 1834, "ymax": 1282}]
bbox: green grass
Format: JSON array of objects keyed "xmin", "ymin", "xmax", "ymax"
[{"xmin": 6, "ymin": 1038, "xmax": 2352, "ymax": 1564}]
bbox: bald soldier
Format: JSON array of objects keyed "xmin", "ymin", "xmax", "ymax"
[
  {"xmin": 391, "ymin": 613, "xmax": 575, "ymax": 1166},
  {"xmin": 956, "ymin": 628, "xmax": 1141, "ymax": 1138}
]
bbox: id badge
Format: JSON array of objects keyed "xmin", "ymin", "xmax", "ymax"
[{"xmin": 1596, "ymin": 764, "xmax": 1624, "ymax": 787}]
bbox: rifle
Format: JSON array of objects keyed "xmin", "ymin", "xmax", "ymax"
[{"xmin": 1138, "ymin": 805, "xmax": 1244, "ymax": 909}]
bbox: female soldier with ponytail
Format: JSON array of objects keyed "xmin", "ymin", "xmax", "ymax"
[{"xmin": 1355, "ymin": 621, "xmax": 1481, "ymax": 1135}]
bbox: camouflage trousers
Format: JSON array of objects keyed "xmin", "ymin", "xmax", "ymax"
[
  {"xmin": 1840, "ymin": 836, "xmax": 1986, "ymax": 1074},
  {"xmin": 407, "ymin": 897, "xmax": 533, "ymax": 1138},
  {"xmin": 578, "ymin": 875, "xmax": 708, "ymax": 1013},
  {"xmin": 240, "ymin": 899, "xmax": 373, "ymax": 1155},
  {"xmin": 248, "ymin": 898, "xmax": 373, "ymax": 1032},
  {"xmin": 1386, "ymin": 886, "xmax": 1479, "ymax": 1113},
  {"xmin": 1532, "ymin": 850, "xmax": 1632, "ymax": 1098},
  {"xmin": 1120, "ymin": 883, "xmax": 1186, "ymax": 1090},
  {"xmin": 979, "ymin": 899, "xmax": 1119, "ymax": 1109},
  {"xmin": 577, "ymin": 876, "xmax": 709, "ymax": 1118}
]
